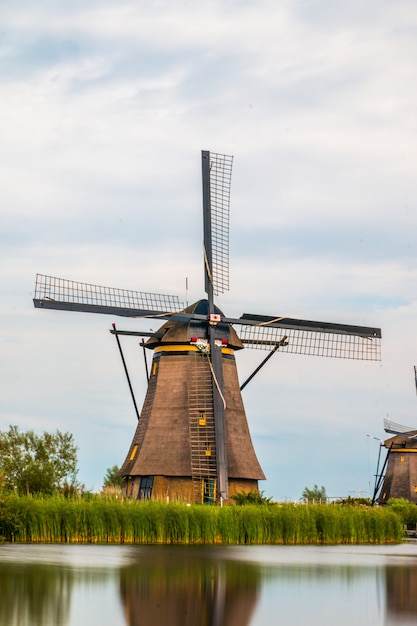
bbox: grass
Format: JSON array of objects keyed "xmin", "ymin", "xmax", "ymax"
[{"xmin": 0, "ymin": 494, "xmax": 405, "ymax": 544}]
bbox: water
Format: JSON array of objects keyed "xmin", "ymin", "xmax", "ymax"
[{"xmin": 1, "ymin": 542, "xmax": 416, "ymax": 626}]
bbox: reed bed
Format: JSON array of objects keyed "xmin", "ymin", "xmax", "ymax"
[{"xmin": 0, "ymin": 496, "xmax": 404, "ymax": 544}]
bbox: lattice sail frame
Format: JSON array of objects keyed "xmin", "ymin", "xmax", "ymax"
[
  {"xmin": 237, "ymin": 323, "xmax": 381, "ymax": 361},
  {"xmin": 34, "ymin": 274, "xmax": 184, "ymax": 315},
  {"xmin": 209, "ymin": 152, "xmax": 233, "ymax": 296}
]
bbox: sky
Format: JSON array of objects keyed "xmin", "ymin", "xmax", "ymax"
[{"xmin": 1, "ymin": 0, "xmax": 417, "ymax": 501}]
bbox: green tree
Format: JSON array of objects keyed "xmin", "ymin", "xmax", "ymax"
[
  {"xmin": 0, "ymin": 425, "xmax": 78, "ymax": 495},
  {"xmin": 103, "ymin": 465, "xmax": 124, "ymax": 489},
  {"xmin": 302, "ymin": 484, "xmax": 327, "ymax": 504}
]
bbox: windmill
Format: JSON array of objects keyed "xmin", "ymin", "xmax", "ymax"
[
  {"xmin": 33, "ymin": 150, "xmax": 381, "ymax": 504},
  {"xmin": 372, "ymin": 373, "xmax": 417, "ymax": 505}
]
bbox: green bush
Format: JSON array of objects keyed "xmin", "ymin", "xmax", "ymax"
[
  {"xmin": 386, "ymin": 498, "xmax": 417, "ymax": 528},
  {"xmin": 231, "ymin": 491, "xmax": 272, "ymax": 505}
]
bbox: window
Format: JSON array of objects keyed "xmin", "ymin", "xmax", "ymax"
[
  {"xmin": 202, "ymin": 478, "xmax": 216, "ymax": 504},
  {"xmin": 138, "ymin": 475, "xmax": 154, "ymax": 500}
]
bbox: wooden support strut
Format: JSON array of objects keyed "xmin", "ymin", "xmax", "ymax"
[{"xmin": 111, "ymin": 323, "xmax": 141, "ymax": 421}]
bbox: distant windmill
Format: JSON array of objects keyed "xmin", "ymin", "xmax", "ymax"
[
  {"xmin": 373, "ymin": 413, "xmax": 417, "ymax": 505},
  {"xmin": 33, "ymin": 150, "xmax": 381, "ymax": 504},
  {"xmin": 372, "ymin": 367, "xmax": 417, "ymax": 504}
]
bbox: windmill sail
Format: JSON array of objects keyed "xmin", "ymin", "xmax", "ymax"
[
  {"xmin": 235, "ymin": 315, "xmax": 381, "ymax": 360},
  {"xmin": 202, "ymin": 151, "xmax": 233, "ymax": 299},
  {"xmin": 33, "ymin": 274, "xmax": 184, "ymax": 318},
  {"xmin": 202, "ymin": 151, "xmax": 233, "ymax": 501}
]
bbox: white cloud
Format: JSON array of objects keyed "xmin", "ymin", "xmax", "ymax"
[{"xmin": 1, "ymin": 0, "xmax": 417, "ymax": 497}]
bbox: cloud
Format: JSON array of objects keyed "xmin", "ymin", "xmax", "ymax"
[{"xmin": 1, "ymin": 0, "xmax": 417, "ymax": 497}]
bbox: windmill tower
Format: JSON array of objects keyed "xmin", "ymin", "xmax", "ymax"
[
  {"xmin": 373, "ymin": 417, "xmax": 417, "ymax": 505},
  {"xmin": 33, "ymin": 150, "xmax": 382, "ymax": 504}
]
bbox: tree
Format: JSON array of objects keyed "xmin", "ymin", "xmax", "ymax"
[
  {"xmin": 301, "ymin": 484, "xmax": 327, "ymax": 504},
  {"xmin": 103, "ymin": 465, "xmax": 124, "ymax": 489},
  {"xmin": 0, "ymin": 425, "xmax": 78, "ymax": 495}
]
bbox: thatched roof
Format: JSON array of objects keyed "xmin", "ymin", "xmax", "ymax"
[{"xmin": 119, "ymin": 302, "xmax": 264, "ymax": 481}]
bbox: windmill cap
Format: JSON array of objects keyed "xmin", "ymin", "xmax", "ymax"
[{"xmin": 144, "ymin": 299, "xmax": 244, "ymax": 350}]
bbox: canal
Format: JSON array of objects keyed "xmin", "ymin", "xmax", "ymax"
[{"xmin": 0, "ymin": 542, "xmax": 416, "ymax": 625}]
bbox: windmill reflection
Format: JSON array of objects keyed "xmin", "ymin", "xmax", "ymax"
[
  {"xmin": 119, "ymin": 547, "xmax": 260, "ymax": 626},
  {"xmin": 385, "ymin": 564, "xmax": 417, "ymax": 621},
  {"xmin": 3, "ymin": 545, "xmax": 417, "ymax": 625}
]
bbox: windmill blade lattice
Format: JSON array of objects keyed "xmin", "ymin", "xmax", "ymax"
[
  {"xmin": 237, "ymin": 323, "xmax": 381, "ymax": 360},
  {"xmin": 33, "ymin": 274, "xmax": 184, "ymax": 318},
  {"xmin": 205, "ymin": 152, "xmax": 233, "ymax": 296}
]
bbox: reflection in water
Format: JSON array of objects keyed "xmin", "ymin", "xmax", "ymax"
[
  {"xmin": 1, "ymin": 544, "xmax": 417, "ymax": 626},
  {"xmin": 0, "ymin": 558, "xmax": 121, "ymax": 626},
  {"xmin": 0, "ymin": 563, "xmax": 72, "ymax": 626},
  {"xmin": 386, "ymin": 565, "xmax": 417, "ymax": 620},
  {"xmin": 119, "ymin": 547, "xmax": 259, "ymax": 626}
]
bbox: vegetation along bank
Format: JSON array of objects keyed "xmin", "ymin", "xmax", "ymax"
[{"xmin": 0, "ymin": 495, "xmax": 405, "ymax": 544}]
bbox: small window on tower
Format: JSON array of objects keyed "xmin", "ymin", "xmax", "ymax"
[
  {"xmin": 152, "ymin": 361, "xmax": 158, "ymax": 376},
  {"xmin": 130, "ymin": 445, "xmax": 138, "ymax": 461}
]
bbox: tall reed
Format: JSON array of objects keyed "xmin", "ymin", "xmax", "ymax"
[{"xmin": 0, "ymin": 495, "xmax": 404, "ymax": 544}]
